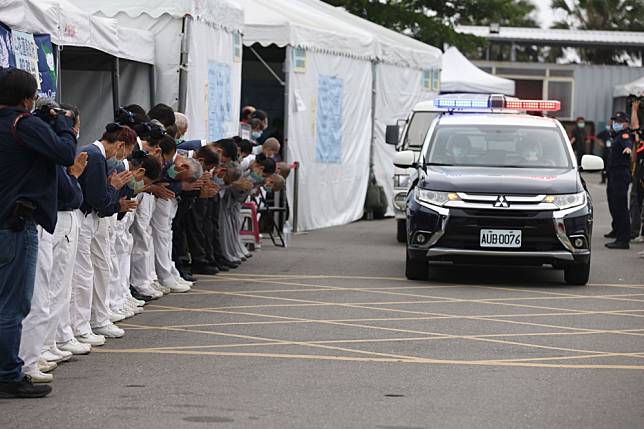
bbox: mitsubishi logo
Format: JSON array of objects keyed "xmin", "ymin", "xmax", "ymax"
[{"xmin": 493, "ymin": 196, "xmax": 510, "ymax": 208}]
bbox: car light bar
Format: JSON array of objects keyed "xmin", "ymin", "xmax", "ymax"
[
  {"xmin": 432, "ymin": 96, "xmax": 561, "ymax": 112},
  {"xmin": 504, "ymin": 99, "xmax": 560, "ymax": 111},
  {"xmin": 433, "ymin": 98, "xmax": 490, "ymax": 109}
]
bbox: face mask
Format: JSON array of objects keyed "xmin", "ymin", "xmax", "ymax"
[
  {"xmin": 249, "ymin": 171, "xmax": 264, "ymax": 184},
  {"xmin": 577, "ymin": 122, "xmax": 585, "ymax": 129},
  {"xmin": 76, "ymin": 132, "xmax": 80, "ymax": 140},
  {"xmin": 251, "ymin": 131, "xmax": 262, "ymax": 140},
  {"xmin": 127, "ymin": 177, "xmax": 145, "ymax": 192},
  {"xmin": 612, "ymin": 122, "xmax": 624, "ymax": 133},
  {"xmin": 213, "ymin": 176, "xmax": 225, "ymax": 187},
  {"xmin": 106, "ymin": 157, "xmax": 120, "ymax": 172},
  {"xmin": 167, "ymin": 164, "xmax": 178, "ymax": 179}
]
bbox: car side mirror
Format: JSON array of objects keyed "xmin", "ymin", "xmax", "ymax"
[
  {"xmin": 385, "ymin": 125, "xmax": 399, "ymax": 145},
  {"xmin": 394, "ymin": 150, "xmax": 417, "ymax": 168},
  {"xmin": 580, "ymin": 154, "xmax": 604, "ymax": 172}
]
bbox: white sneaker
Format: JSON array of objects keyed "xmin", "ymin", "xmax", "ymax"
[
  {"xmin": 174, "ymin": 276, "xmax": 194, "ymax": 287},
  {"xmin": 168, "ymin": 281, "xmax": 190, "ymax": 293},
  {"xmin": 639, "ymin": 250, "xmax": 644, "ymax": 258},
  {"xmin": 152, "ymin": 280, "xmax": 171, "ymax": 295},
  {"xmin": 125, "ymin": 302, "xmax": 144, "ymax": 314},
  {"xmin": 631, "ymin": 235, "xmax": 644, "ymax": 244},
  {"xmin": 109, "ymin": 310, "xmax": 127, "ymax": 323},
  {"xmin": 134, "ymin": 284, "xmax": 163, "ymax": 299},
  {"xmin": 58, "ymin": 338, "xmax": 91, "ymax": 355},
  {"xmin": 25, "ymin": 370, "xmax": 53, "ymax": 383},
  {"xmin": 77, "ymin": 332, "xmax": 106, "ymax": 346},
  {"xmin": 128, "ymin": 296, "xmax": 146, "ymax": 307},
  {"xmin": 48, "ymin": 345, "xmax": 73, "ymax": 360},
  {"xmin": 93, "ymin": 323, "xmax": 125, "ymax": 339},
  {"xmin": 37, "ymin": 359, "xmax": 57, "ymax": 373},
  {"xmin": 41, "ymin": 349, "xmax": 70, "ymax": 363}
]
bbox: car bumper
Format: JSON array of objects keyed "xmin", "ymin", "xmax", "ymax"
[{"xmin": 407, "ymin": 196, "xmax": 592, "ymax": 267}]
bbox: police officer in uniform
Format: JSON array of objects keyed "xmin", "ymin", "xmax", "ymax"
[{"xmin": 605, "ymin": 112, "xmax": 633, "ymax": 249}]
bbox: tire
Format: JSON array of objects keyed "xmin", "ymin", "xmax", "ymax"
[
  {"xmin": 405, "ymin": 249, "xmax": 429, "ymax": 281},
  {"xmin": 564, "ymin": 260, "xmax": 590, "ymax": 285},
  {"xmin": 396, "ymin": 219, "xmax": 407, "ymax": 243}
]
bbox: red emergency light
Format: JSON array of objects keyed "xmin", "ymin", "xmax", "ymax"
[{"xmin": 504, "ymin": 99, "xmax": 561, "ymax": 112}]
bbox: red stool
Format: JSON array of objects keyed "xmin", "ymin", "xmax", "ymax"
[{"xmin": 240, "ymin": 202, "xmax": 261, "ymax": 249}]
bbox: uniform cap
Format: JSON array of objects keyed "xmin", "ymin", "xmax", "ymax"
[{"xmin": 611, "ymin": 112, "xmax": 630, "ymax": 122}]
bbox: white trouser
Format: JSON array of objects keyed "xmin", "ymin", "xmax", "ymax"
[
  {"xmin": 151, "ymin": 197, "xmax": 180, "ymax": 285},
  {"xmin": 130, "ymin": 193, "xmax": 155, "ymax": 288},
  {"xmin": 107, "ymin": 214, "xmax": 120, "ymax": 311},
  {"xmin": 57, "ymin": 212, "xmax": 83, "ymax": 343},
  {"xmin": 70, "ymin": 212, "xmax": 112, "ymax": 336},
  {"xmin": 19, "ymin": 212, "xmax": 79, "ymax": 371},
  {"xmin": 19, "ymin": 227, "xmax": 54, "ymax": 373},
  {"xmin": 111, "ymin": 212, "xmax": 134, "ymax": 310}
]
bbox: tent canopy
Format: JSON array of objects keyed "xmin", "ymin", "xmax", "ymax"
[
  {"xmin": 297, "ymin": 0, "xmax": 441, "ymax": 69},
  {"xmin": 440, "ymin": 47, "xmax": 514, "ymax": 95},
  {"xmin": 240, "ymin": 0, "xmax": 376, "ymax": 60},
  {"xmin": 68, "ymin": 0, "xmax": 244, "ymax": 33},
  {"xmin": 0, "ymin": 0, "xmax": 155, "ymax": 63},
  {"xmin": 614, "ymin": 75, "xmax": 644, "ymax": 97}
]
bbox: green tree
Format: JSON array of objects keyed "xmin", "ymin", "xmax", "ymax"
[
  {"xmin": 551, "ymin": 0, "xmax": 644, "ymax": 64},
  {"xmin": 321, "ymin": 0, "xmax": 539, "ymax": 55}
]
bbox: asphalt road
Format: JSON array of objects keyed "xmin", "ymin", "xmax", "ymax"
[{"xmin": 2, "ymin": 173, "xmax": 644, "ymax": 429}]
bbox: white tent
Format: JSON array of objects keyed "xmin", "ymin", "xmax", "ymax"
[
  {"xmin": 241, "ymin": 0, "xmax": 379, "ymax": 231},
  {"xmin": 614, "ymin": 75, "xmax": 644, "ymax": 97},
  {"xmin": 69, "ymin": 0, "xmax": 244, "ymax": 141},
  {"xmin": 0, "ymin": 0, "xmax": 154, "ymax": 63},
  {"xmin": 441, "ymin": 47, "xmax": 515, "ymax": 95},
  {"xmin": 297, "ymin": 0, "xmax": 442, "ymax": 217}
]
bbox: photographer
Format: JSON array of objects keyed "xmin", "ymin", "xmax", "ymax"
[
  {"xmin": 627, "ymin": 97, "xmax": 644, "ymax": 247},
  {"xmin": 0, "ymin": 69, "xmax": 76, "ymax": 399}
]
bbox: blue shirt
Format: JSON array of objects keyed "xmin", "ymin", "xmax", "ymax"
[
  {"xmin": 57, "ymin": 167, "xmax": 84, "ymax": 211},
  {"xmin": 177, "ymin": 139, "xmax": 204, "ymax": 151},
  {"xmin": 0, "ymin": 107, "xmax": 76, "ymax": 233},
  {"xmin": 77, "ymin": 143, "xmax": 120, "ymax": 217}
]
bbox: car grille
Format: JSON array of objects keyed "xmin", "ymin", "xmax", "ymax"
[{"xmin": 437, "ymin": 209, "xmax": 565, "ymax": 251}]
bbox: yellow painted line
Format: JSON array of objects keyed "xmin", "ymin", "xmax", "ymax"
[{"xmin": 92, "ymin": 348, "xmax": 644, "ymax": 370}]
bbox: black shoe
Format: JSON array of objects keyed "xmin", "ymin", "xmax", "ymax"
[
  {"xmin": 604, "ymin": 231, "xmax": 616, "ymax": 238},
  {"xmin": 0, "ymin": 375, "xmax": 52, "ymax": 398},
  {"xmin": 181, "ymin": 271, "xmax": 197, "ymax": 282},
  {"xmin": 219, "ymin": 260, "xmax": 240, "ymax": 269},
  {"xmin": 191, "ymin": 263, "xmax": 219, "ymax": 275},
  {"xmin": 605, "ymin": 241, "xmax": 630, "ymax": 249},
  {"xmin": 215, "ymin": 264, "xmax": 230, "ymax": 272},
  {"xmin": 130, "ymin": 286, "xmax": 152, "ymax": 302},
  {"xmin": 245, "ymin": 253, "xmax": 253, "ymax": 259}
]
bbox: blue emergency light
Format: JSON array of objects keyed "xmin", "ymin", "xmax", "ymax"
[{"xmin": 433, "ymin": 96, "xmax": 560, "ymax": 112}]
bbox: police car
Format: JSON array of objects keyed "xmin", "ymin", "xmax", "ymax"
[{"xmin": 393, "ymin": 94, "xmax": 605, "ymax": 285}]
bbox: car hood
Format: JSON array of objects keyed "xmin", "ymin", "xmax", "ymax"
[{"xmin": 420, "ymin": 166, "xmax": 581, "ymax": 195}]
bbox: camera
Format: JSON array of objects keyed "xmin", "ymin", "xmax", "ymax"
[{"xmin": 34, "ymin": 103, "xmax": 76, "ymax": 128}]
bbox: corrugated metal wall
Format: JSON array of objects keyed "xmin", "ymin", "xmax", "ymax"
[{"xmin": 573, "ymin": 65, "xmax": 643, "ymax": 124}]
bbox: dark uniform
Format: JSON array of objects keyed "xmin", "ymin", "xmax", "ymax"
[{"xmin": 606, "ymin": 123, "xmax": 633, "ymax": 246}]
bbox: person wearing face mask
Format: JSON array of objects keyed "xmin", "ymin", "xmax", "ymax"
[
  {"xmin": 570, "ymin": 116, "xmax": 587, "ymax": 164},
  {"xmin": 595, "ymin": 120, "xmax": 613, "ymax": 184},
  {"xmin": 0, "ymin": 69, "xmax": 77, "ymax": 399},
  {"xmin": 70, "ymin": 123, "xmax": 138, "ymax": 346},
  {"xmin": 604, "ymin": 112, "xmax": 634, "ymax": 249}
]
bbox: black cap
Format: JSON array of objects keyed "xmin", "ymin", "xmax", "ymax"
[{"xmin": 611, "ymin": 112, "xmax": 630, "ymax": 122}]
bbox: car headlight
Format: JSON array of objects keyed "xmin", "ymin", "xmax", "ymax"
[
  {"xmin": 543, "ymin": 192, "xmax": 586, "ymax": 210},
  {"xmin": 393, "ymin": 174, "xmax": 410, "ymax": 189},
  {"xmin": 415, "ymin": 188, "xmax": 459, "ymax": 207}
]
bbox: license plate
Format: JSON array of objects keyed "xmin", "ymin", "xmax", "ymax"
[{"xmin": 480, "ymin": 229, "xmax": 522, "ymax": 248}]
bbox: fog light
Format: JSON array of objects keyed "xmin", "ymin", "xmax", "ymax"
[
  {"xmin": 573, "ymin": 238, "xmax": 585, "ymax": 248},
  {"xmin": 415, "ymin": 233, "xmax": 427, "ymax": 244}
]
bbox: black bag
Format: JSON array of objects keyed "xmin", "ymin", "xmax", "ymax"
[{"xmin": 364, "ymin": 170, "xmax": 388, "ymax": 219}]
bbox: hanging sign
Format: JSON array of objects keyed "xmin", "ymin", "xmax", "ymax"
[{"xmin": 12, "ymin": 30, "xmax": 40, "ymax": 89}]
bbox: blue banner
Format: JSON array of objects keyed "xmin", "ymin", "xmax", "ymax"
[
  {"xmin": 316, "ymin": 75, "xmax": 343, "ymax": 164},
  {"xmin": 0, "ymin": 23, "xmax": 15, "ymax": 69},
  {"xmin": 34, "ymin": 34, "xmax": 56, "ymax": 99},
  {"xmin": 207, "ymin": 61, "xmax": 232, "ymax": 141}
]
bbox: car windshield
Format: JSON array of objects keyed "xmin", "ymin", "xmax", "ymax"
[{"xmin": 425, "ymin": 124, "xmax": 572, "ymax": 169}]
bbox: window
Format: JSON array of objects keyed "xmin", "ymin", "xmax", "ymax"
[
  {"xmin": 292, "ymin": 47, "xmax": 306, "ymax": 73},
  {"xmin": 403, "ymin": 112, "xmax": 438, "ymax": 150},
  {"xmin": 547, "ymin": 81, "xmax": 573, "ymax": 119},
  {"xmin": 422, "ymin": 70, "xmax": 432, "ymax": 91},
  {"xmin": 426, "ymin": 125, "xmax": 572, "ymax": 169}
]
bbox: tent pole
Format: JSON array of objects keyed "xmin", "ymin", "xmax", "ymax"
[
  {"xmin": 149, "ymin": 64, "xmax": 156, "ymax": 109},
  {"xmin": 283, "ymin": 46, "xmax": 297, "ymax": 232},
  {"xmin": 178, "ymin": 16, "xmax": 191, "ymax": 113},
  {"xmin": 249, "ymin": 47, "xmax": 285, "ymax": 87},
  {"xmin": 112, "ymin": 57, "xmax": 120, "ymax": 114},
  {"xmin": 55, "ymin": 45, "xmax": 62, "ymax": 104},
  {"xmin": 369, "ymin": 62, "xmax": 377, "ymax": 167}
]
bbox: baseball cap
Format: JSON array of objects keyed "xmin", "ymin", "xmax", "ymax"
[{"xmin": 611, "ymin": 112, "xmax": 630, "ymax": 122}]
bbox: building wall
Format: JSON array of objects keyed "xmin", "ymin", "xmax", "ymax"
[{"xmin": 473, "ymin": 61, "xmax": 643, "ymax": 125}]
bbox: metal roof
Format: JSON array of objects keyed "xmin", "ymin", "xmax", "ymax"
[{"xmin": 457, "ymin": 26, "xmax": 644, "ymax": 48}]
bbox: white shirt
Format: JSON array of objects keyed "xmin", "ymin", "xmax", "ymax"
[
  {"xmin": 92, "ymin": 140, "xmax": 106, "ymax": 158},
  {"xmin": 241, "ymin": 154, "xmax": 256, "ymax": 172}
]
